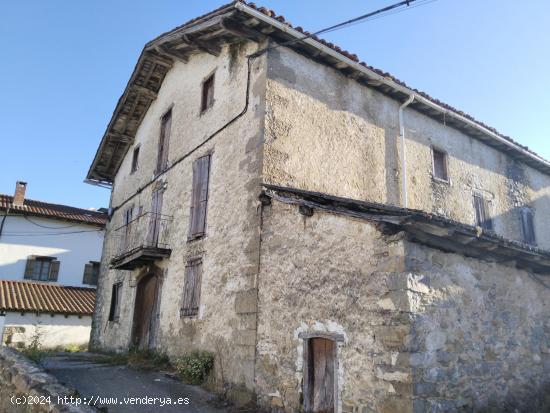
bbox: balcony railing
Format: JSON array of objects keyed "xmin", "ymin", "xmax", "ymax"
[{"xmin": 110, "ymin": 212, "xmax": 172, "ymax": 270}]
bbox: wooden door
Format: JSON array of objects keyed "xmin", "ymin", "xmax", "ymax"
[
  {"xmin": 132, "ymin": 274, "xmax": 159, "ymax": 350},
  {"xmin": 305, "ymin": 338, "xmax": 335, "ymax": 413}
]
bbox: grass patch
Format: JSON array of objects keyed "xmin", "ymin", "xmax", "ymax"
[{"xmin": 95, "ymin": 348, "xmax": 171, "ymax": 371}]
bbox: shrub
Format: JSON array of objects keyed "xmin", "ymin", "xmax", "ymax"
[{"xmin": 175, "ymin": 350, "xmax": 214, "ymax": 384}]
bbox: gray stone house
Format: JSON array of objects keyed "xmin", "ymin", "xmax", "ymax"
[{"xmin": 86, "ymin": 2, "xmax": 550, "ymax": 412}]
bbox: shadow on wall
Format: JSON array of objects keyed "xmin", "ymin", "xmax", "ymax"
[{"xmin": 403, "ymin": 239, "xmax": 550, "ymax": 412}]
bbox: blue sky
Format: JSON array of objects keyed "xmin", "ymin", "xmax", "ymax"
[{"xmin": 1, "ymin": 0, "xmax": 549, "ymax": 209}]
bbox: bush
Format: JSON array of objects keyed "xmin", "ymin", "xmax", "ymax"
[{"xmin": 175, "ymin": 350, "xmax": 214, "ymax": 384}]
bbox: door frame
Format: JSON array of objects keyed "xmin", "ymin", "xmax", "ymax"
[
  {"xmin": 131, "ymin": 265, "xmax": 163, "ymax": 349},
  {"xmin": 300, "ymin": 332, "xmax": 343, "ymax": 413}
]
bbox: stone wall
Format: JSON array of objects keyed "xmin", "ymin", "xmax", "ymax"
[
  {"xmin": 263, "ymin": 46, "xmax": 550, "ymax": 249},
  {"xmin": 255, "ymin": 200, "xmax": 412, "ymax": 413},
  {"xmin": 0, "ymin": 346, "xmax": 94, "ymax": 413},
  {"xmin": 91, "ymin": 39, "xmax": 268, "ymax": 405},
  {"xmin": 401, "ymin": 241, "xmax": 550, "ymax": 412},
  {"xmin": 254, "ymin": 198, "xmax": 550, "ymax": 413}
]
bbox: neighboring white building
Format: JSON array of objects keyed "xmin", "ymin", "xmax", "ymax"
[
  {"xmin": 0, "ymin": 181, "xmax": 106, "ymax": 288},
  {"xmin": 0, "ymin": 181, "xmax": 106, "ymax": 348}
]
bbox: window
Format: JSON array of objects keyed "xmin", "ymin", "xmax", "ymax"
[
  {"xmin": 131, "ymin": 146, "xmax": 140, "ymax": 173},
  {"xmin": 108, "ymin": 282, "xmax": 123, "ymax": 321},
  {"xmin": 520, "ymin": 208, "xmax": 536, "ymax": 245},
  {"xmin": 83, "ymin": 261, "xmax": 100, "ymax": 286},
  {"xmin": 188, "ymin": 155, "xmax": 211, "ymax": 240},
  {"xmin": 432, "ymin": 148, "xmax": 448, "ymax": 181},
  {"xmin": 473, "ymin": 193, "xmax": 493, "ymax": 231},
  {"xmin": 180, "ymin": 259, "xmax": 202, "ymax": 317},
  {"xmin": 24, "ymin": 256, "xmax": 60, "ymax": 282},
  {"xmin": 156, "ymin": 110, "xmax": 172, "ymax": 174},
  {"xmin": 200, "ymin": 73, "xmax": 215, "ymax": 113}
]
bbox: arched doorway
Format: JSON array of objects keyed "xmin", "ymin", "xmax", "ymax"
[{"xmin": 132, "ymin": 268, "xmax": 161, "ymax": 350}]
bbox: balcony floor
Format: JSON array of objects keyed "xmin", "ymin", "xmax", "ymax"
[{"xmin": 110, "ymin": 246, "xmax": 171, "ymax": 270}]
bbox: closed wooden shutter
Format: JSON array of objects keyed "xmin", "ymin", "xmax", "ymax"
[
  {"xmin": 521, "ymin": 208, "xmax": 536, "ymax": 244},
  {"xmin": 474, "ymin": 194, "xmax": 493, "ymax": 231},
  {"xmin": 304, "ymin": 338, "xmax": 335, "ymax": 413},
  {"xmin": 48, "ymin": 260, "xmax": 60, "ymax": 281},
  {"xmin": 108, "ymin": 282, "xmax": 122, "ymax": 321},
  {"xmin": 189, "ymin": 155, "xmax": 211, "ymax": 239},
  {"xmin": 156, "ymin": 110, "xmax": 172, "ymax": 174},
  {"xmin": 181, "ymin": 260, "xmax": 202, "ymax": 317},
  {"xmin": 24, "ymin": 256, "xmax": 36, "ymax": 279},
  {"xmin": 83, "ymin": 263, "xmax": 94, "ymax": 284}
]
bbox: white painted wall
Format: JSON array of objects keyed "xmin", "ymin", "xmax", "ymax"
[
  {"xmin": 0, "ymin": 215, "xmax": 104, "ymax": 287},
  {"xmin": 3, "ymin": 312, "xmax": 91, "ymax": 348},
  {"xmin": 0, "ymin": 315, "xmax": 5, "ymax": 346}
]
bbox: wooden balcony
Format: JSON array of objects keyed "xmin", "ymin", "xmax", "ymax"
[{"xmin": 110, "ymin": 212, "xmax": 172, "ymax": 270}]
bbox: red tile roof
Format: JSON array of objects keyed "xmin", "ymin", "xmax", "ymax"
[
  {"xmin": 0, "ymin": 194, "xmax": 107, "ymax": 227},
  {"xmin": 0, "ymin": 280, "xmax": 96, "ymax": 315}
]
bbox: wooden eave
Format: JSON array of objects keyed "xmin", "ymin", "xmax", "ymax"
[{"xmin": 87, "ymin": 1, "xmax": 550, "ymax": 185}]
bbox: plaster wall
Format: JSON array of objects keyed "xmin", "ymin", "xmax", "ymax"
[
  {"xmin": 92, "ymin": 40, "xmax": 268, "ymax": 402},
  {"xmin": 0, "ymin": 215, "xmax": 104, "ymax": 287},
  {"xmin": 263, "ymin": 47, "xmax": 550, "ymax": 249},
  {"xmin": 2, "ymin": 312, "xmax": 91, "ymax": 349}
]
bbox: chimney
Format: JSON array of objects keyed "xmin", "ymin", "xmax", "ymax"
[{"xmin": 13, "ymin": 181, "xmax": 27, "ymax": 207}]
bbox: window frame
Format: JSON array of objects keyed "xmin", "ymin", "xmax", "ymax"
[
  {"xmin": 24, "ymin": 255, "xmax": 59, "ymax": 282},
  {"xmin": 200, "ymin": 72, "xmax": 215, "ymax": 114},
  {"xmin": 431, "ymin": 146, "xmax": 449, "ymax": 183},
  {"xmin": 155, "ymin": 109, "xmax": 172, "ymax": 175},
  {"xmin": 82, "ymin": 261, "xmax": 100, "ymax": 286}
]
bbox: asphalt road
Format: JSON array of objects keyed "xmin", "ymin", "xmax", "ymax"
[{"xmin": 42, "ymin": 353, "xmax": 230, "ymax": 413}]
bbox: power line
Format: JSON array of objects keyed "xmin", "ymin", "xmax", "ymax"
[
  {"xmin": 251, "ymin": 0, "xmax": 435, "ymax": 57},
  {"xmin": 2, "ymin": 229, "xmax": 104, "ymax": 237},
  {"xmin": 23, "ymin": 216, "xmax": 80, "ymax": 229}
]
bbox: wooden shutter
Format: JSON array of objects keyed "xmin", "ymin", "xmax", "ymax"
[
  {"xmin": 474, "ymin": 194, "xmax": 493, "ymax": 231},
  {"xmin": 156, "ymin": 110, "xmax": 172, "ymax": 174},
  {"xmin": 108, "ymin": 282, "xmax": 122, "ymax": 321},
  {"xmin": 24, "ymin": 256, "xmax": 36, "ymax": 279},
  {"xmin": 48, "ymin": 260, "xmax": 60, "ymax": 281},
  {"xmin": 521, "ymin": 208, "xmax": 536, "ymax": 244},
  {"xmin": 83, "ymin": 263, "xmax": 94, "ymax": 284},
  {"xmin": 189, "ymin": 155, "xmax": 211, "ymax": 239},
  {"xmin": 181, "ymin": 260, "xmax": 202, "ymax": 317}
]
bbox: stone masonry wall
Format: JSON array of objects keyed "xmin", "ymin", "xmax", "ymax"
[
  {"xmin": 401, "ymin": 241, "xmax": 550, "ymax": 412},
  {"xmin": 255, "ymin": 200, "xmax": 414, "ymax": 413},
  {"xmin": 91, "ymin": 39, "xmax": 268, "ymax": 405},
  {"xmin": 263, "ymin": 46, "xmax": 550, "ymax": 249},
  {"xmin": 0, "ymin": 346, "xmax": 94, "ymax": 413},
  {"xmin": 254, "ymin": 198, "xmax": 550, "ymax": 413}
]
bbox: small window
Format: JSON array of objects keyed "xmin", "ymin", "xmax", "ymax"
[
  {"xmin": 520, "ymin": 208, "xmax": 536, "ymax": 245},
  {"xmin": 108, "ymin": 282, "xmax": 123, "ymax": 321},
  {"xmin": 473, "ymin": 193, "xmax": 493, "ymax": 231},
  {"xmin": 188, "ymin": 155, "xmax": 211, "ymax": 240},
  {"xmin": 180, "ymin": 260, "xmax": 203, "ymax": 317},
  {"xmin": 200, "ymin": 73, "xmax": 215, "ymax": 113},
  {"xmin": 131, "ymin": 146, "xmax": 140, "ymax": 173},
  {"xmin": 83, "ymin": 261, "xmax": 100, "ymax": 286},
  {"xmin": 24, "ymin": 256, "xmax": 60, "ymax": 282},
  {"xmin": 432, "ymin": 148, "xmax": 448, "ymax": 181}
]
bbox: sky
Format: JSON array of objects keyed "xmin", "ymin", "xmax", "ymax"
[{"xmin": 1, "ymin": 0, "xmax": 549, "ymax": 209}]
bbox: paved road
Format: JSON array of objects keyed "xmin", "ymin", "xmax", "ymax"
[{"xmin": 42, "ymin": 353, "xmax": 230, "ymax": 413}]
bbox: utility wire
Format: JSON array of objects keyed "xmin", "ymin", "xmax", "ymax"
[
  {"xmin": 23, "ymin": 216, "xmax": 81, "ymax": 229},
  {"xmin": 251, "ymin": 0, "xmax": 434, "ymax": 57},
  {"xmin": 2, "ymin": 229, "xmax": 104, "ymax": 237}
]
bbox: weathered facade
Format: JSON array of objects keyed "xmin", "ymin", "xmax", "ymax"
[{"xmin": 87, "ymin": 2, "xmax": 550, "ymax": 412}]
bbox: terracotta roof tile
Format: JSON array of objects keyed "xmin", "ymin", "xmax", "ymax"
[
  {"xmin": 0, "ymin": 280, "xmax": 96, "ymax": 315},
  {"xmin": 0, "ymin": 194, "xmax": 107, "ymax": 227}
]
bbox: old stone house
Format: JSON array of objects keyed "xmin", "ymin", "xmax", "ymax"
[{"xmin": 86, "ymin": 2, "xmax": 550, "ymax": 412}]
